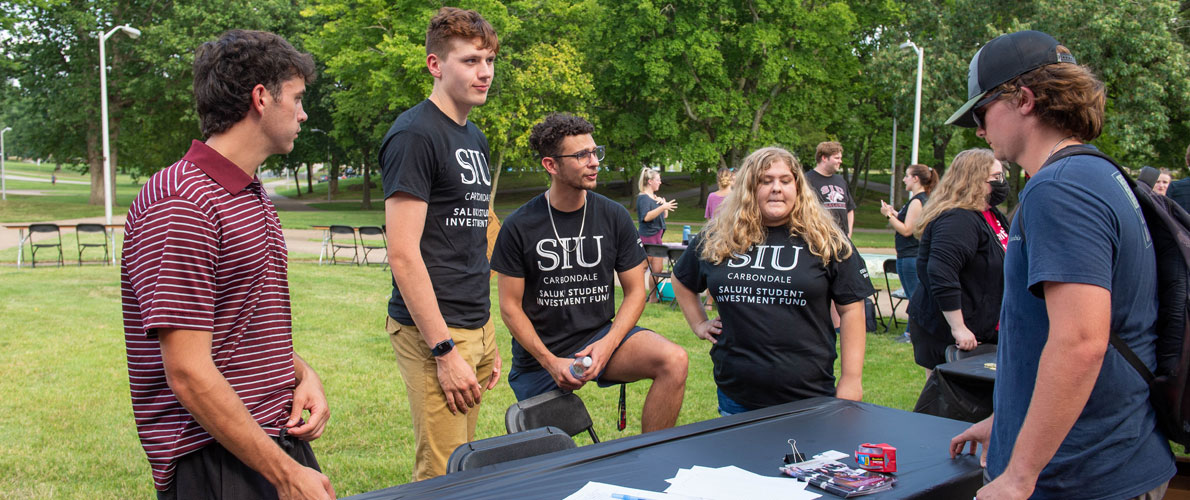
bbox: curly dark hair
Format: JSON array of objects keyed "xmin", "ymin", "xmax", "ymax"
[
  {"xmin": 193, "ymin": 30, "xmax": 316, "ymax": 138},
  {"xmin": 529, "ymin": 113, "xmax": 594, "ymax": 158}
]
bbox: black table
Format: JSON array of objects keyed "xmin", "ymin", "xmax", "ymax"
[{"xmin": 346, "ymin": 397, "xmax": 983, "ymax": 499}]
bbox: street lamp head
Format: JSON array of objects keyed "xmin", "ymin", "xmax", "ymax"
[
  {"xmin": 1, "ymin": 127, "xmax": 11, "ymax": 133},
  {"xmin": 899, "ymin": 41, "xmax": 917, "ymax": 50},
  {"xmin": 120, "ymin": 25, "xmax": 141, "ymax": 39}
]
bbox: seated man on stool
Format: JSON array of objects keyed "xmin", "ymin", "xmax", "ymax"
[{"xmin": 491, "ymin": 113, "xmax": 687, "ymax": 432}]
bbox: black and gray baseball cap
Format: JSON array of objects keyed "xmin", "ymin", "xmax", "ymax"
[{"xmin": 945, "ymin": 30, "xmax": 1077, "ymax": 128}]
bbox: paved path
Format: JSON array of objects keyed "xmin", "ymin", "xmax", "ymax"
[{"xmin": 2, "ymin": 173, "xmax": 90, "ymax": 185}]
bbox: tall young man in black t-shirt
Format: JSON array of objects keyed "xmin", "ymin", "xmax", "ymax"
[
  {"xmin": 806, "ymin": 141, "xmax": 855, "ymax": 236},
  {"xmin": 378, "ymin": 7, "xmax": 501, "ymax": 481},
  {"xmin": 491, "ymin": 113, "xmax": 687, "ymax": 432}
]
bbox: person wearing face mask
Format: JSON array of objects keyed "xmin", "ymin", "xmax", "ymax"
[{"xmin": 908, "ymin": 149, "xmax": 1008, "ymax": 374}]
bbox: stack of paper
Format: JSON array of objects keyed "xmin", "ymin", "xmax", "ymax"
[{"xmin": 663, "ymin": 465, "xmax": 821, "ymax": 500}]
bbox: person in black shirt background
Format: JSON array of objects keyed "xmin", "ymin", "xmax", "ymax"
[
  {"xmin": 879, "ymin": 164, "xmax": 938, "ymax": 343},
  {"xmin": 671, "ymin": 146, "xmax": 873, "ymax": 415}
]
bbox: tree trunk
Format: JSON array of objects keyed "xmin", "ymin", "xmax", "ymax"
[
  {"xmin": 109, "ymin": 122, "xmax": 119, "ymax": 208},
  {"xmin": 329, "ymin": 152, "xmax": 340, "ymax": 196},
  {"xmin": 87, "ymin": 121, "xmax": 102, "ymax": 205},
  {"xmin": 293, "ymin": 167, "xmax": 301, "ymax": 197},
  {"xmin": 361, "ymin": 163, "xmax": 372, "ymax": 210},
  {"xmin": 489, "ymin": 149, "xmax": 505, "ymax": 207},
  {"xmin": 307, "ymin": 163, "xmax": 313, "ymax": 194},
  {"xmin": 699, "ymin": 179, "xmax": 708, "ymax": 208}
]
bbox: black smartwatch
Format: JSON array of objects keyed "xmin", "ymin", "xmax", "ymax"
[{"xmin": 431, "ymin": 338, "xmax": 455, "ymax": 357}]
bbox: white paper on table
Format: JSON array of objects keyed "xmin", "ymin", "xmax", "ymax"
[
  {"xmin": 662, "ymin": 464, "xmax": 820, "ymax": 500},
  {"xmin": 563, "ymin": 481, "xmax": 699, "ymax": 500}
]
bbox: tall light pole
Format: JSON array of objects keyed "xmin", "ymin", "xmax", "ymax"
[
  {"xmin": 1, "ymin": 127, "xmax": 11, "ymax": 201},
  {"xmin": 99, "ymin": 24, "xmax": 141, "ymax": 228},
  {"xmin": 899, "ymin": 40, "xmax": 923, "ymax": 166}
]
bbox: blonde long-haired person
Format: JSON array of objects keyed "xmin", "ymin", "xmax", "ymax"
[
  {"xmin": 909, "ymin": 149, "xmax": 1008, "ymax": 375},
  {"xmin": 637, "ymin": 168, "xmax": 676, "ymax": 300},
  {"xmin": 671, "ymin": 147, "xmax": 874, "ymax": 415},
  {"xmin": 704, "ymin": 167, "xmax": 734, "ymax": 219}
]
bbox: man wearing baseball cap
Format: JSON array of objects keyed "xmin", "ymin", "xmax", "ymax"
[{"xmin": 946, "ymin": 31, "xmax": 1174, "ymax": 499}]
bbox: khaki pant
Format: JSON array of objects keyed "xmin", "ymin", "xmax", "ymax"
[{"xmin": 387, "ymin": 316, "xmax": 497, "ymax": 481}]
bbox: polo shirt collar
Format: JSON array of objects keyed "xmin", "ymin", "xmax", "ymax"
[{"xmin": 182, "ymin": 140, "xmax": 255, "ymax": 194}]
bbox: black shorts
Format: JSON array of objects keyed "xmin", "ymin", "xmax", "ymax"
[{"xmin": 157, "ymin": 429, "xmax": 320, "ymax": 500}]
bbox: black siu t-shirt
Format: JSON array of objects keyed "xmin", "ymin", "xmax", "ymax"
[
  {"xmin": 806, "ymin": 170, "xmax": 856, "ymax": 235},
  {"xmin": 491, "ymin": 192, "xmax": 646, "ymax": 371},
  {"xmin": 673, "ymin": 228, "xmax": 874, "ymax": 409},
  {"xmin": 379, "ymin": 99, "xmax": 492, "ymax": 329}
]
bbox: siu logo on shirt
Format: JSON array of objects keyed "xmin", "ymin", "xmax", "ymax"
[
  {"xmin": 536, "ymin": 236, "xmax": 604, "ymax": 271},
  {"xmin": 821, "ymin": 185, "xmax": 846, "ymax": 204},
  {"xmin": 456, "ymin": 148, "xmax": 491, "ymax": 186},
  {"xmin": 727, "ymin": 244, "xmax": 802, "ymax": 271}
]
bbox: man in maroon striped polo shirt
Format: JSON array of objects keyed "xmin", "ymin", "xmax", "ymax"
[{"xmin": 121, "ymin": 30, "xmax": 334, "ymax": 500}]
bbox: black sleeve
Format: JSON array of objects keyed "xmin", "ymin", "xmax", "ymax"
[
  {"xmin": 924, "ymin": 211, "xmax": 978, "ymax": 312},
  {"xmin": 613, "ymin": 204, "xmax": 646, "ymax": 272},
  {"xmin": 489, "ymin": 214, "xmax": 525, "ymax": 278},
  {"xmin": 380, "ymin": 130, "xmax": 436, "ymax": 201},
  {"xmin": 845, "ymin": 183, "xmax": 857, "ymax": 212},
  {"xmin": 673, "ymin": 235, "xmax": 708, "ymax": 293},
  {"xmin": 830, "ymin": 244, "xmax": 876, "ymax": 305}
]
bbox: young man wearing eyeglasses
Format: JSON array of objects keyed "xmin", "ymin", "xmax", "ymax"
[
  {"xmin": 491, "ymin": 113, "xmax": 687, "ymax": 432},
  {"xmin": 378, "ymin": 7, "xmax": 501, "ymax": 480},
  {"xmin": 946, "ymin": 31, "xmax": 1173, "ymax": 499}
]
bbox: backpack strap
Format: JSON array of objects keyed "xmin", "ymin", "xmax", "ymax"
[{"xmin": 1040, "ymin": 145, "xmax": 1158, "ymax": 384}]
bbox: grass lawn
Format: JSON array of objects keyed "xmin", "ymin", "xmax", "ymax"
[
  {"xmin": 0, "ymin": 263, "xmax": 923, "ymax": 498},
  {"xmin": 1, "ymin": 161, "xmax": 143, "ymax": 223}
]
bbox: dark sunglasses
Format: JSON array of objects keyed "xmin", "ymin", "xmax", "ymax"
[{"xmin": 972, "ymin": 90, "xmax": 1005, "ymax": 129}]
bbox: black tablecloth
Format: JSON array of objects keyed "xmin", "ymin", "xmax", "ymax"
[
  {"xmin": 916, "ymin": 353, "xmax": 996, "ymax": 423},
  {"xmin": 345, "ymin": 397, "xmax": 983, "ymax": 500}
]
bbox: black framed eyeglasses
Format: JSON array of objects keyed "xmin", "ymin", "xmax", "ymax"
[
  {"xmin": 972, "ymin": 90, "xmax": 1005, "ymax": 129},
  {"xmin": 552, "ymin": 145, "xmax": 605, "ymax": 165}
]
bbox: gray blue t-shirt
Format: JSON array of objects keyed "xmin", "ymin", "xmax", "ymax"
[{"xmin": 992, "ymin": 146, "xmax": 1174, "ymax": 498}]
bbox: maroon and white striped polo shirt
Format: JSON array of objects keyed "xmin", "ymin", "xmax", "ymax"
[{"xmin": 121, "ymin": 140, "xmax": 296, "ymax": 491}]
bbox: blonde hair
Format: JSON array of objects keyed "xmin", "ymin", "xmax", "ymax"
[
  {"xmin": 638, "ymin": 168, "xmax": 659, "ymax": 192},
  {"xmin": 701, "ymin": 147, "xmax": 852, "ymax": 266},
  {"xmin": 716, "ymin": 167, "xmax": 734, "ymax": 189},
  {"xmin": 915, "ymin": 149, "xmax": 997, "ymax": 238}
]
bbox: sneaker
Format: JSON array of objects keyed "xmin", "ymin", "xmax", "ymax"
[{"xmin": 895, "ymin": 332, "xmax": 912, "ymax": 343}]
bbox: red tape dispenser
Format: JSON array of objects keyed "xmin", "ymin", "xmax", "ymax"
[{"xmin": 855, "ymin": 443, "xmax": 897, "ymax": 473}]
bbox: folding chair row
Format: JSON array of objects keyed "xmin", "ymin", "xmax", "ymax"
[{"xmin": 329, "ymin": 225, "xmax": 388, "ymax": 266}]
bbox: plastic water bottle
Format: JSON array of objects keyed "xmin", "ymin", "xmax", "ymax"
[
  {"xmin": 682, "ymin": 225, "xmax": 691, "ymax": 245},
  {"xmin": 569, "ymin": 356, "xmax": 592, "ymax": 378}
]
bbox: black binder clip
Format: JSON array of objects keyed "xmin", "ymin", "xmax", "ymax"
[{"xmin": 783, "ymin": 438, "xmax": 806, "ymax": 464}]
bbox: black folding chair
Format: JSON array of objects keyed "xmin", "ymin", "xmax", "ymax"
[
  {"xmin": 944, "ymin": 343, "xmax": 998, "ymax": 363},
  {"xmin": 666, "ymin": 247, "xmax": 687, "ymax": 309},
  {"xmin": 882, "ymin": 259, "xmax": 908, "ymax": 332},
  {"xmin": 328, "ymin": 225, "xmax": 358, "ymax": 265},
  {"xmin": 505, "ymin": 389, "xmax": 599, "ymax": 443},
  {"xmin": 357, "ymin": 225, "xmax": 387, "ymax": 266},
  {"xmin": 446, "ymin": 426, "xmax": 576, "ymax": 473},
  {"xmin": 75, "ymin": 223, "xmax": 109, "ymax": 265},
  {"xmin": 643, "ymin": 243, "xmax": 671, "ymax": 302},
  {"xmin": 28, "ymin": 223, "xmax": 63, "ymax": 268}
]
